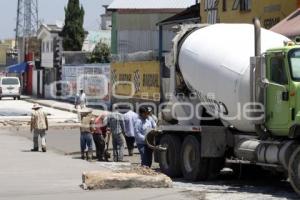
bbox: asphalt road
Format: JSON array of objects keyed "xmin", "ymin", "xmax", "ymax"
[{"xmin": 0, "ymin": 130, "xmax": 190, "ymax": 200}]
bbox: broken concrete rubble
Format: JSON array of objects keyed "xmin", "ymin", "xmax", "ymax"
[{"xmin": 82, "ymin": 167, "xmax": 172, "ymax": 190}]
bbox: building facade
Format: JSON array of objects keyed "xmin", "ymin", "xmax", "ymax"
[
  {"xmin": 108, "ymin": 0, "xmax": 196, "ymax": 56},
  {"xmin": 201, "ymin": 0, "xmax": 300, "ymax": 29},
  {"xmin": 37, "ymin": 24, "xmax": 63, "ymax": 98},
  {"xmin": 101, "ymin": 5, "xmax": 112, "ymax": 30},
  {"xmin": 108, "ymin": 0, "xmax": 196, "ymax": 105},
  {"xmin": 0, "ymin": 39, "xmax": 16, "ymax": 71}
]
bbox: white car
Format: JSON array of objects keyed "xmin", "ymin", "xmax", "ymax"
[{"xmin": 0, "ymin": 77, "xmax": 21, "ymax": 100}]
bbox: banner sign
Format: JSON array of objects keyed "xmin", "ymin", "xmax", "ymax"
[{"xmin": 62, "ymin": 64, "xmax": 110, "ymax": 106}]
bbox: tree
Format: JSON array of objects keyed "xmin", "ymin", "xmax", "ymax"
[
  {"xmin": 61, "ymin": 0, "xmax": 85, "ymax": 51},
  {"xmin": 89, "ymin": 41, "xmax": 111, "ymax": 63}
]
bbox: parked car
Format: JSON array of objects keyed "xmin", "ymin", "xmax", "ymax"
[{"xmin": 0, "ymin": 77, "xmax": 21, "ymax": 100}]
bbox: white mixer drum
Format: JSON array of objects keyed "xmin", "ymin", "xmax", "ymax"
[{"xmin": 178, "ymin": 24, "xmax": 289, "ymax": 132}]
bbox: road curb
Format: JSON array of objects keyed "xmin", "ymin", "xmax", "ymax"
[
  {"xmin": 24, "ymin": 98, "xmax": 78, "ymax": 114},
  {"xmin": 23, "ymin": 97, "xmax": 108, "ymax": 116}
]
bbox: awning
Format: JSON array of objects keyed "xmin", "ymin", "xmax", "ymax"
[
  {"xmin": 6, "ymin": 62, "xmax": 28, "ymax": 73},
  {"xmin": 157, "ymin": 3, "xmax": 200, "ymax": 26},
  {"xmin": 271, "ymin": 8, "xmax": 300, "ymax": 39}
]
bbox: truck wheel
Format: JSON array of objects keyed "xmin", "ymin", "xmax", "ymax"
[
  {"xmin": 159, "ymin": 135, "xmax": 182, "ymax": 178},
  {"xmin": 288, "ymin": 146, "xmax": 300, "ymax": 195},
  {"xmin": 181, "ymin": 135, "xmax": 208, "ymax": 181}
]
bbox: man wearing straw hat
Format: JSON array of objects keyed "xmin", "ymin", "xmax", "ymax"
[{"xmin": 30, "ymin": 103, "xmax": 49, "ymax": 152}]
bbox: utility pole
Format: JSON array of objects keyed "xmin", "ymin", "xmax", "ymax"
[{"xmin": 15, "ymin": 0, "xmax": 39, "ymax": 61}]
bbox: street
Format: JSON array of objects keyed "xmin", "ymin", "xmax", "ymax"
[
  {"xmin": 1, "ymin": 0, "xmax": 300, "ymax": 199},
  {"xmin": 0, "ymin": 130, "xmax": 188, "ymax": 200},
  {"xmin": 0, "ymin": 128, "xmax": 298, "ymax": 200},
  {"xmin": 0, "ymin": 97, "xmax": 298, "ymax": 200}
]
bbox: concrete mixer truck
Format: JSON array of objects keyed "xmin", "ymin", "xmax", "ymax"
[{"xmin": 146, "ymin": 19, "xmax": 300, "ymax": 194}]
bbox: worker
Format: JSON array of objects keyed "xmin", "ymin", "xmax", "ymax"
[
  {"xmin": 75, "ymin": 89, "xmax": 87, "ymax": 109},
  {"xmin": 30, "ymin": 103, "xmax": 48, "ymax": 152},
  {"xmin": 91, "ymin": 112, "xmax": 108, "ymax": 161},
  {"xmin": 79, "ymin": 108, "xmax": 94, "ymax": 161},
  {"xmin": 105, "ymin": 111, "xmax": 126, "ymax": 162},
  {"xmin": 124, "ymin": 110, "xmax": 138, "ymax": 156},
  {"xmin": 134, "ymin": 106, "xmax": 156, "ymax": 167}
]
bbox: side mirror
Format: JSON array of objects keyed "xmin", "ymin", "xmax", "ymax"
[
  {"xmin": 260, "ymin": 78, "xmax": 270, "ymax": 88},
  {"xmin": 260, "ymin": 78, "xmax": 288, "ymax": 92}
]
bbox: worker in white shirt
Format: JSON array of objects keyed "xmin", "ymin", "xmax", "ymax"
[
  {"xmin": 75, "ymin": 89, "xmax": 87, "ymax": 109},
  {"xmin": 124, "ymin": 110, "xmax": 138, "ymax": 156}
]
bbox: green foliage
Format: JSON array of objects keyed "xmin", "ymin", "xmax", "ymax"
[
  {"xmin": 61, "ymin": 0, "xmax": 85, "ymax": 51},
  {"xmin": 89, "ymin": 41, "xmax": 111, "ymax": 63}
]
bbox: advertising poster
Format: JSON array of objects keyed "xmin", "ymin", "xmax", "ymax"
[
  {"xmin": 111, "ymin": 61, "xmax": 160, "ymax": 101},
  {"xmin": 62, "ymin": 64, "xmax": 110, "ymax": 106}
]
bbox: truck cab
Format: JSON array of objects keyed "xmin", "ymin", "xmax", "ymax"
[{"xmin": 265, "ymin": 45, "xmax": 300, "ymax": 138}]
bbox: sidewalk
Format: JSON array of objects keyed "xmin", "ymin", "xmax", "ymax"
[{"xmin": 22, "ymin": 96, "xmax": 106, "ymax": 116}]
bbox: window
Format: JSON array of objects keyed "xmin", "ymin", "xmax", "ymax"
[
  {"xmin": 232, "ymin": 0, "xmax": 239, "ymax": 10},
  {"xmin": 42, "ymin": 42, "xmax": 45, "ymax": 53},
  {"xmin": 240, "ymin": 0, "xmax": 251, "ymax": 11},
  {"xmin": 205, "ymin": 0, "xmax": 218, "ymax": 11},
  {"xmin": 1, "ymin": 78, "xmax": 19, "ymax": 85},
  {"xmin": 223, "ymin": 0, "xmax": 227, "ymax": 11},
  {"xmin": 289, "ymin": 49, "xmax": 300, "ymax": 81},
  {"xmin": 270, "ymin": 57, "xmax": 288, "ymax": 85},
  {"xmin": 46, "ymin": 41, "xmax": 49, "ymax": 52},
  {"xmin": 50, "ymin": 41, "xmax": 53, "ymax": 53}
]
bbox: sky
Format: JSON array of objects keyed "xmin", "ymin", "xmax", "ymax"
[{"xmin": 0, "ymin": 0, "xmax": 113, "ymax": 40}]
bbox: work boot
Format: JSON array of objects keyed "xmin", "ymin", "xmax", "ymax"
[
  {"xmin": 128, "ymin": 149, "xmax": 133, "ymax": 156},
  {"xmin": 42, "ymin": 146, "xmax": 47, "ymax": 152},
  {"xmin": 31, "ymin": 147, "xmax": 39, "ymax": 152},
  {"xmin": 87, "ymin": 151, "xmax": 93, "ymax": 161},
  {"xmin": 81, "ymin": 152, "xmax": 85, "ymax": 160}
]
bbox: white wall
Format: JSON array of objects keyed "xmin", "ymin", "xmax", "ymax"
[
  {"xmin": 32, "ymin": 70, "xmax": 43, "ymax": 97},
  {"xmin": 41, "ymin": 37, "xmax": 54, "ymax": 68},
  {"xmin": 41, "ymin": 53, "xmax": 54, "ymax": 68},
  {"xmin": 116, "ymin": 13, "xmax": 177, "ymax": 55},
  {"xmin": 117, "ymin": 30, "xmax": 175, "ymax": 55},
  {"xmin": 39, "ymin": 71, "xmax": 43, "ymax": 96},
  {"xmin": 32, "ymin": 70, "xmax": 38, "ymax": 96}
]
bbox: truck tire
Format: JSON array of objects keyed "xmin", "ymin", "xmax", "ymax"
[
  {"xmin": 180, "ymin": 135, "xmax": 209, "ymax": 181},
  {"xmin": 159, "ymin": 135, "xmax": 182, "ymax": 178},
  {"xmin": 288, "ymin": 146, "xmax": 300, "ymax": 195}
]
